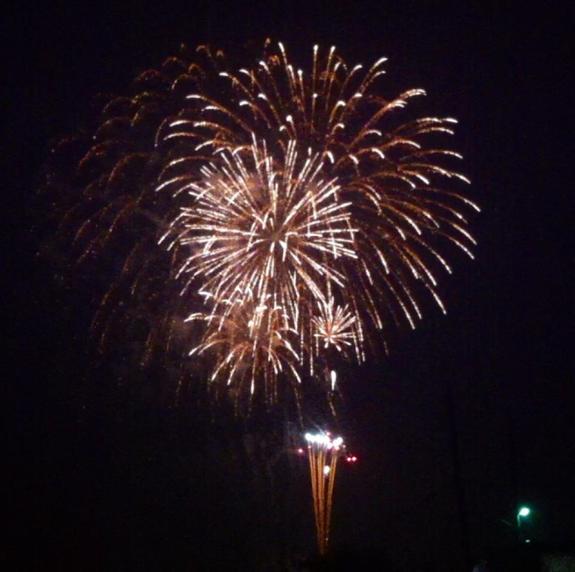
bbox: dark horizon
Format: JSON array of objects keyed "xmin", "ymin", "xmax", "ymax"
[{"xmin": 7, "ymin": 2, "xmax": 573, "ymax": 570}]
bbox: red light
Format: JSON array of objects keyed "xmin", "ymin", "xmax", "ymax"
[{"xmin": 297, "ymin": 448, "xmax": 304, "ymax": 455}]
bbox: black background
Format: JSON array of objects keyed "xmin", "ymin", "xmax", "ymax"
[{"xmin": 6, "ymin": 2, "xmax": 573, "ymax": 570}]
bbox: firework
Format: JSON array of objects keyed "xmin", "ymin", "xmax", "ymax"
[
  {"xmin": 46, "ymin": 40, "xmax": 478, "ymax": 409},
  {"xmin": 303, "ymin": 431, "xmax": 348, "ymax": 555},
  {"xmin": 160, "ymin": 134, "xmax": 358, "ymax": 402},
  {"xmin": 185, "ymin": 289, "xmax": 301, "ymax": 403},
  {"xmin": 160, "ymin": 41, "xmax": 478, "ymax": 403}
]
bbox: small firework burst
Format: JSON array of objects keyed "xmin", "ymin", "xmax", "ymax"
[
  {"xmin": 185, "ymin": 290, "xmax": 301, "ymax": 403},
  {"xmin": 313, "ymin": 296, "xmax": 359, "ymax": 354}
]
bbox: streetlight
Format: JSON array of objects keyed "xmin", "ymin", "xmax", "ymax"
[
  {"xmin": 517, "ymin": 506, "xmax": 530, "ymax": 524},
  {"xmin": 516, "ymin": 506, "xmax": 531, "ymax": 542}
]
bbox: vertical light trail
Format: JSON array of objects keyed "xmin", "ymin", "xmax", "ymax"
[{"xmin": 304, "ymin": 432, "xmax": 344, "ymax": 555}]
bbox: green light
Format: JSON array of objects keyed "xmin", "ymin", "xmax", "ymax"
[{"xmin": 518, "ymin": 507, "xmax": 531, "ymax": 518}]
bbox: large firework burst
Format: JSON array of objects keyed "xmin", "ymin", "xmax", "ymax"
[{"xmin": 45, "ymin": 40, "xmax": 478, "ymax": 411}]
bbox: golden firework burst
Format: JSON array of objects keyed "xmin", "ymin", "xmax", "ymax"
[{"xmin": 46, "ymin": 40, "xmax": 478, "ymax": 410}]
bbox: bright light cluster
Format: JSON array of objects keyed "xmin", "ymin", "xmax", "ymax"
[{"xmin": 304, "ymin": 432, "xmax": 344, "ymax": 450}]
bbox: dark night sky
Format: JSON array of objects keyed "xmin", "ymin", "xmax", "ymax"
[{"xmin": 6, "ymin": 2, "xmax": 573, "ymax": 571}]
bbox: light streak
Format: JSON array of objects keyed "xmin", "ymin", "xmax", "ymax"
[{"xmin": 304, "ymin": 431, "xmax": 346, "ymax": 555}]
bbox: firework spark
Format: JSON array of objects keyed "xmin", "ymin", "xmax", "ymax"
[{"xmin": 46, "ymin": 40, "xmax": 478, "ymax": 410}]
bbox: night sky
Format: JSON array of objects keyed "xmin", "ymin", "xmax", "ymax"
[{"xmin": 7, "ymin": 2, "xmax": 573, "ymax": 571}]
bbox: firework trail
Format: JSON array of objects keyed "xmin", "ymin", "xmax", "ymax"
[
  {"xmin": 303, "ymin": 431, "xmax": 353, "ymax": 555},
  {"xmin": 45, "ymin": 40, "xmax": 478, "ymax": 411}
]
